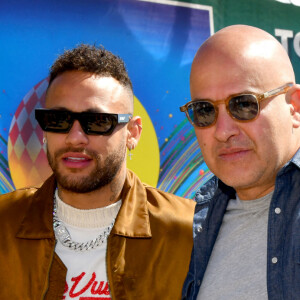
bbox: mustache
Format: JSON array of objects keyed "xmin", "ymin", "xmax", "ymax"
[{"xmin": 215, "ymin": 138, "xmax": 254, "ymax": 150}]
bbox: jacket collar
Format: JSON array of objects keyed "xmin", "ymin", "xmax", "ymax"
[
  {"xmin": 16, "ymin": 175, "xmax": 56, "ymax": 239},
  {"xmin": 286, "ymin": 147, "xmax": 300, "ymax": 169},
  {"xmin": 111, "ymin": 169, "xmax": 152, "ymax": 238},
  {"xmin": 195, "ymin": 176, "xmax": 235, "ymax": 204},
  {"xmin": 16, "ymin": 170, "xmax": 151, "ymax": 239},
  {"xmin": 276, "ymin": 147, "xmax": 300, "ymax": 177}
]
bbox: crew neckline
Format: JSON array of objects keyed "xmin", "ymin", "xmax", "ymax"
[{"xmin": 55, "ymin": 190, "xmax": 122, "ymax": 228}]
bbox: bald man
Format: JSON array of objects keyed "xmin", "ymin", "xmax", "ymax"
[{"xmin": 180, "ymin": 25, "xmax": 300, "ymax": 300}]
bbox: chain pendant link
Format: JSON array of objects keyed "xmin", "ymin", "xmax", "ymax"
[{"xmin": 53, "ymin": 196, "xmax": 115, "ymax": 252}]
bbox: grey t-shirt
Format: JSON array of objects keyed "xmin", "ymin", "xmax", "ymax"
[{"xmin": 197, "ymin": 191, "xmax": 273, "ymax": 300}]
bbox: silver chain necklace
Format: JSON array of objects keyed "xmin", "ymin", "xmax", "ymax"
[{"xmin": 53, "ymin": 196, "xmax": 115, "ymax": 252}]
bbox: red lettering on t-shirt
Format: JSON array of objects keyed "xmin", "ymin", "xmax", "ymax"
[
  {"xmin": 69, "ymin": 272, "xmax": 96, "ymax": 297},
  {"xmin": 63, "ymin": 272, "xmax": 111, "ymax": 299}
]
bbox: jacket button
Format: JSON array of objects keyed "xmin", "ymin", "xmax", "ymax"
[
  {"xmin": 196, "ymin": 225, "xmax": 203, "ymax": 233},
  {"xmin": 197, "ymin": 280, "xmax": 201, "ymax": 286},
  {"xmin": 275, "ymin": 207, "xmax": 281, "ymax": 214},
  {"xmin": 272, "ymin": 257, "xmax": 278, "ymax": 264}
]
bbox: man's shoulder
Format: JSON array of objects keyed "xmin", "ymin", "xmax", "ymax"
[
  {"xmin": 144, "ymin": 183, "xmax": 195, "ymax": 205},
  {"xmin": 141, "ymin": 184, "xmax": 195, "ymax": 236},
  {"xmin": 142, "ymin": 183, "xmax": 196, "ymax": 223},
  {"xmin": 0, "ymin": 176, "xmax": 56, "ymax": 215},
  {"xmin": 0, "ymin": 187, "xmax": 38, "ymax": 215},
  {"xmin": 126, "ymin": 168, "xmax": 195, "ymax": 209},
  {"xmin": 0, "ymin": 187, "xmax": 39, "ymax": 236}
]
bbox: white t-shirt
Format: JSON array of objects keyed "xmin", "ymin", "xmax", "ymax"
[{"xmin": 54, "ymin": 192, "xmax": 121, "ymax": 300}]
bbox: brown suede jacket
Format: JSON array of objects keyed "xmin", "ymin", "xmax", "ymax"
[{"xmin": 0, "ymin": 169, "xmax": 195, "ymax": 300}]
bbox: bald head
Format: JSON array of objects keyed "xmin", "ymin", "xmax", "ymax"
[
  {"xmin": 191, "ymin": 25, "xmax": 295, "ymax": 97},
  {"xmin": 188, "ymin": 25, "xmax": 300, "ymax": 199}
]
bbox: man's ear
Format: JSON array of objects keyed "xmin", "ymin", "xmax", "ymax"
[
  {"xmin": 126, "ymin": 116, "xmax": 142, "ymax": 150},
  {"xmin": 287, "ymin": 84, "xmax": 300, "ymax": 128}
]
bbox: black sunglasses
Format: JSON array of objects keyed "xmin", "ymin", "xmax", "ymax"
[
  {"xmin": 180, "ymin": 83, "xmax": 293, "ymax": 128},
  {"xmin": 35, "ymin": 109, "xmax": 132, "ymax": 135}
]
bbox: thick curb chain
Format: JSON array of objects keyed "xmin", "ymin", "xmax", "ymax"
[{"xmin": 53, "ymin": 197, "xmax": 114, "ymax": 252}]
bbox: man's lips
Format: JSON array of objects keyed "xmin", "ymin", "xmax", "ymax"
[
  {"xmin": 61, "ymin": 152, "xmax": 93, "ymax": 168},
  {"xmin": 217, "ymin": 148, "xmax": 251, "ymax": 160}
]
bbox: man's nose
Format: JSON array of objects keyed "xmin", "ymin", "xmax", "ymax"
[
  {"xmin": 65, "ymin": 120, "xmax": 89, "ymax": 146},
  {"xmin": 213, "ymin": 105, "xmax": 240, "ymax": 142}
]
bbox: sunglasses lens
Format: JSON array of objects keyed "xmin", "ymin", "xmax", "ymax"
[
  {"xmin": 188, "ymin": 101, "xmax": 216, "ymax": 127},
  {"xmin": 36, "ymin": 110, "xmax": 72, "ymax": 132},
  {"xmin": 229, "ymin": 95, "xmax": 259, "ymax": 121},
  {"xmin": 35, "ymin": 110, "xmax": 127, "ymax": 135},
  {"xmin": 85, "ymin": 114, "xmax": 116, "ymax": 135}
]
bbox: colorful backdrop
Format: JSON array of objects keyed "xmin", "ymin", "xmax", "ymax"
[{"xmin": 1, "ymin": 0, "xmax": 300, "ymax": 198}]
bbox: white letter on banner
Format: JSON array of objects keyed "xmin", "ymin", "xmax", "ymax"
[
  {"xmin": 291, "ymin": 0, "xmax": 300, "ymax": 6},
  {"xmin": 275, "ymin": 28, "xmax": 293, "ymax": 52},
  {"xmin": 293, "ymin": 32, "xmax": 300, "ymax": 57}
]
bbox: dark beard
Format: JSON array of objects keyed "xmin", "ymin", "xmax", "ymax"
[{"xmin": 47, "ymin": 145, "xmax": 126, "ymax": 193}]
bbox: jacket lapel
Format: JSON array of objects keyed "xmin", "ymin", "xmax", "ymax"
[
  {"xmin": 112, "ymin": 170, "xmax": 152, "ymax": 238},
  {"xmin": 16, "ymin": 175, "xmax": 56, "ymax": 239}
]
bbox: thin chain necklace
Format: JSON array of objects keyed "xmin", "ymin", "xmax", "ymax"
[{"xmin": 53, "ymin": 194, "xmax": 115, "ymax": 252}]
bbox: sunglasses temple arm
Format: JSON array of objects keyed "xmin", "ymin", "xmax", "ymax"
[
  {"xmin": 262, "ymin": 83, "xmax": 293, "ymax": 99},
  {"xmin": 118, "ymin": 114, "xmax": 132, "ymax": 123}
]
